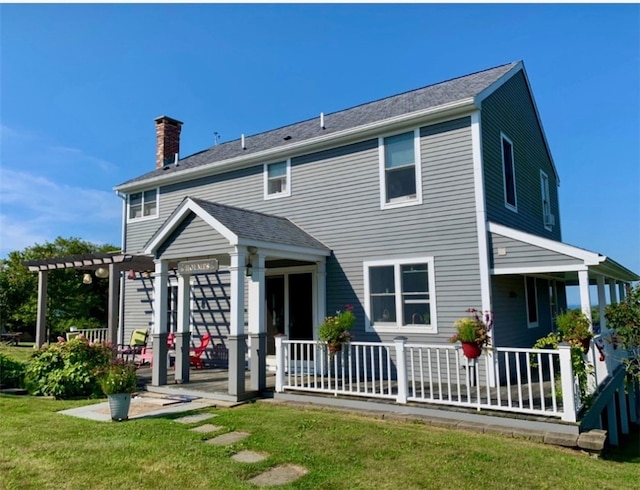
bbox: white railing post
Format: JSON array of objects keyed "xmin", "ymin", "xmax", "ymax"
[
  {"xmin": 558, "ymin": 343, "xmax": 577, "ymax": 422},
  {"xmin": 275, "ymin": 334, "xmax": 287, "ymax": 392},
  {"xmin": 394, "ymin": 337, "xmax": 408, "ymax": 404}
]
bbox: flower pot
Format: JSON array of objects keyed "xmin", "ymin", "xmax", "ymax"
[
  {"xmin": 107, "ymin": 393, "xmax": 131, "ymax": 421},
  {"xmin": 461, "ymin": 342, "xmax": 482, "ymax": 360},
  {"xmin": 328, "ymin": 342, "xmax": 342, "ymax": 354},
  {"xmin": 579, "ymin": 337, "xmax": 591, "ymax": 354}
]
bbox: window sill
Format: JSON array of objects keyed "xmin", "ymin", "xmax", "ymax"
[
  {"xmin": 127, "ymin": 214, "xmax": 159, "ymax": 224},
  {"xmin": 366, "ymin": 324, "xmax": 437, "ymax": 335},
  {"xmin": 381, "ymin": 198, "xmax": 421, "ymax": 211},
  {"xmin": 264, "ymin": 191, "xmax": 291, "ymax": 201}
]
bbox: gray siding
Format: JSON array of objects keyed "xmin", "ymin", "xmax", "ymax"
[
  {"xmin": 124, "ymin": 115, "xmax": 483, "ymax": 344},
  {"xmin": 157, "ymin": 212, "xmax": 231, "ymax": 260},
  {"xmin": 481, "ymin": 71, "xmax": 561, "ymax": 240},
  {"xmin": 490, "ymin": 233, "xmax": 583, "ymax": 270}
]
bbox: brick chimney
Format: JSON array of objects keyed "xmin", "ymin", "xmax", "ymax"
[{"xmin": 155, "ymin": 116, "xmax": 183, "ymax": 169}]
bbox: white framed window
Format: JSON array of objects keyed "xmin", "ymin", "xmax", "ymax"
[
  {"xmin": 379, "ymin": 129, "xmax": 422, "ymax": 209},
  {"xmin": 264, "ymin": 160, "xmax": 291, "ymax": 199},
  {"xmin": 128, "ymin": 189, "xmax": 158, "ymax": 222},
  {"xmin": 540, "ymin": 170, "xmax": 554, "ymax": 230},
  {"xmin": 525, "ymin": 276, "xmax": 539, "ymax": 328},
  {"xmin": 364, "ymin": 257, "xmax": 437, "ymax": 333},
  {"xmin": 501, "ymin": 133, "xmax": 517, "ymax": 212}
]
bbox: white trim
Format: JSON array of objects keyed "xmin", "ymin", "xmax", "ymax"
[
  {"xmin": 263, "ymin": 159, "xmax": 292, "ymax": 200},
  {"xmin": 524, "ymin": 276, "xmax": 539, "ymax": 328},
  {"xmin": 127, "ymin": 188, "xmax": 159, "ymax": 223},
  {"xmin": 379, "ymin": 128, "xmax": 423, "ymax": 210},
  {"xmin": 500, "ymin": 132, "xmax": 517, "ymax": 212},
  {"xmin": 363, "ymin": 257, "xmax": 438, "ymax": 334},
  {"xmin": 470, "ymin": 112, "xmax": 492, "ymax": 314},
  {"xmin": 115, "ymin": 98, "xmax": 477, "ymax": 193},
  {"xmin": 488, "ymin": 222, "xmax": 605, "ymax": 265},
  {"xmin": 540, "ymin": 170, "xmax": 552, "ymax": 231},
  {"xmin": 144, "ymin": 198, "xmax": 238, "ymax": 255},
  {"xmin": 492, "ymin": 265, "xmax": 589, "ymax": 275}
]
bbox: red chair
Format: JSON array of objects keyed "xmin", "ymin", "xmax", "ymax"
[
  {"xmin": 137, "ymin": 332, "xmax": 177, "ymax": 367},
  {"xmin": 189, "ymin": 333, "xmax": 211, "ymax": 369}
]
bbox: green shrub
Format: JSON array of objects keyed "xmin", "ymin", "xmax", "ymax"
[
  {"xmin": 0, "ymin": 353, "xmax": 27, "ymax": 388},
  {"xmin": 24, "ymin": 337, "xmax": 114, "ymax": 399},
  {"xmin": 605, "ymin": 284, "xmax": 640, "ymax": 385}
]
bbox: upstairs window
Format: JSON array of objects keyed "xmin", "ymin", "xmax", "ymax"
[
  {"xmin": 128, "ymin": 189, "xmax": 158, "ymax": 221},
  {"xmin": 380, "ymin": 129, "xmax": 422, "ymax": 209},
  {"xmin": 364, "ymin": 257, "xmax": 437, "ymax": 333},
  {"xmin": 264, "ymin": 160, "xmax": 291, "ymax": 199},
  {"xmin": 540, "ymin": 170, "xmax": 554, "ymax": 230},
  {"xmin": 501, "ymin": 133, "xmax": 517, "ymax": 211}
]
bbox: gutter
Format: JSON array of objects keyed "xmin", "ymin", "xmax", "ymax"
[{"xmin": 114, "ymin": 98, "xmax": 478, "ymax": 193}]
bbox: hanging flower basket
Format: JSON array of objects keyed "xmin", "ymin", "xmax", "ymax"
[{"xmin": 460, "ymin": 342, "xmax": 482, "ymax": 360}]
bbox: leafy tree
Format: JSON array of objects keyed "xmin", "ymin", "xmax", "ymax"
[
  {"xmin": 605, "ymin": 284, "xmax": 640, "ymax": 385},
  {"xmin": 0, "ymin": 237, "xmax": 118, "ymax": 340}
]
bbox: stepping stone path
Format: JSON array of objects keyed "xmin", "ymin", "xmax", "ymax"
[{"xmin": 174, "ymin": 411, "xmax": 307, "ymax": 486}]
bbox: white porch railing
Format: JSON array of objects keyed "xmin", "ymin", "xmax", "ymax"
[
  {"xmin": 274, "ymin": 337, "xmax": 618, "ymax": 423},
  {"xmin": 73, "ymin": 328, "xmax": 109, "ymax": 344}
]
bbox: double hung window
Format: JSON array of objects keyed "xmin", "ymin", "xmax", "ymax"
[
  {"xmin": 264, "ymin": 160, "xmax": 291, "ymax": 199},
  {"xmin": 380, "ymin": 130, "xmax": 422, "ymax": 208},
  {"xmin": 540, "ymin": 170, "xmax": 553, "ymax": 230},
  {"xmin": 501, "ymin": 133, "xmax": 517, "ymax": 211},
  {"xmin": 128, "ymin": 189, "xmax": 158, "ymax": 221},
  {"xmin": 364, "ymin": 258, "xmax": 437, "ymax": 333}
]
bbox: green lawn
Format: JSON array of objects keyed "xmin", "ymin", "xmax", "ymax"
[
  {"xmin": 0, "ymin": 342, "xmax": 36, "ymax": 363},
  {"xmin": 1, "ymin": 395, "xmax": 638, "ymax": 489}
]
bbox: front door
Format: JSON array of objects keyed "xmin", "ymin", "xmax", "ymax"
[{"xmin": 265, "ymin": 272, "xmax": 314, "ymax": 360}]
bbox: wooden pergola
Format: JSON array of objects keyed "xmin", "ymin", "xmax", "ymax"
[{"xmin": 24, "ymin": 252, "xmax": 155, "ymax": 346}]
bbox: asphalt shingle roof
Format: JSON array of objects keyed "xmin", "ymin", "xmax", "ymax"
[
  {"xmin": 189, "ymin": 197, "xmax": 329, "ymax": 252},
  {"xmin": 119, "ymin": 62, "xmax": 518, "ymax": 187}
]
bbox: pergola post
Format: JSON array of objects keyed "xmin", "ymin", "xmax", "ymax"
[
  {"xmin": 175, "ymin": 273, "xmax": 191, "ymax": 383},
  {"xmin": 35, "ymin": 270, "xmax": 48, "ymax": 347},
  {"xmin": 107, "ymin": 263, "xmax": 119, "ymax": 347}
]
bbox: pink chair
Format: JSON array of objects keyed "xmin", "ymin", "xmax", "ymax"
[
  {"xmin": 189, "ymin": 333, "xmax": 211, "ymax": 369},
  {"xmin": 137, "ymin": 333, "xmax": 177, "ymax": 367}
]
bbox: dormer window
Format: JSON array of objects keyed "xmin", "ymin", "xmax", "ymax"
[
  {"xmin": 379, "ymin": 129, "xmax": 422, "ymax": 209},
  {"xmin": 128, "ymin": 189, "xmax": 158, "ymax": 221},
  {"xmin": 501, "ymin": 133, "xmax": 517, "ymax": 211},
  {"xmin": 264, "ymin": 160, "xmax": 291, "ymax": 199}
]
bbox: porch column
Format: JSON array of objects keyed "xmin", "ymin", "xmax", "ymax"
[
  {"xmin": 315, "ymin": 260, "xmax": 326, "ymax": 335},
  {"xmin": 618, "ymin": 282, "xmax": 626, "ymax": 301},
  {"xmin": 174, "ymin": 273, "xmax": 191, "ymax": 383},
  {"xmin": 248, "ymin": 251, "xmax": 266, "ymax": 391},
  {"xmin": 35, "ymin": 270, "xmax": 48, "ymax": 347},
  {"xmin": 609, "ymin": 280, "xmax": 618, "ymax": 304},
  {"xmin": 152, "ymin": 259, "xmax": 169, "ymax": 386},
  {"xmin": 578, "ymin": 270, "xmax": 592, "ymax": 323},
  {"xmin": 596, "ymin": 275, "xmax": 606, "ymax": 332},
  {"xmin": 228, "ymin": 248, "xmax": 247, "ymax": 398},
  {"xmin": 107, "ymin": 263, "xmax": 119, "ymax": 347}
]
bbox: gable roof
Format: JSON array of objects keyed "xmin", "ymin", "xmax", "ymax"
[
  {"xmin": 144, "ymin": 197, "xmax": 330, "ymax": 258},
  {"xmin": 116, "ymin": 61, "xmax": 525, "ymax": 191}
]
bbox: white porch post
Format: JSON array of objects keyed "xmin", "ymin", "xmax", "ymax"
[
  {"xmin": 275, "ymin": 334, "xmax": 287, "ymax": 392},
  {"xmin": 578, "ymin": 270, "xmax": 592, "ymax": 323},
  {"xmin": 35, "ymin": 270, "xmax": 48, "ymax": 347},
  {"xmin": 618, "ymin": 282, "xmax": 626, "ymax": 301},
  {"xmin": 594, "ymin": 274, "xmax": 609, "ymax": 385},
  {"xmin": 107, "ymin": 263, "xmax": 119, "ymax": 347},
  {"xmin": 174, "ymin": 273, "xmax": 191, "ymax": 383},
  {"xmin": 228, "ymin": 248, "xmax": 247, "ymax": 398},
  {"xmin": 394, "ymin": 337, "xmax": 408, "ymax": 404},
  {"xmin": 609, "ymin": 280, "xmax": 618, "ymax": 304},
  {"xmin": 559, "ymin": 343, "xmax": 577, "ymax": 422},
  {"xmin": 596, "ymin": 274, "xmax": 606, "ymax": 332},
  {"xmin": 152, "ymin": 260, "xmax": 169, "ymax": 386},
  {"xmin": 248, "ymin": 251, "xmax": 266, "ymax": 391},
  {"xmin": 316, "ymin": 261, "xmax": 326, "ymax": 334}
]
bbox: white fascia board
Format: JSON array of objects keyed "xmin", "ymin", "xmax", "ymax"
[
  {"xmin": 144, "ymin": 198, "xmax": 238, "ymax": 255},
  {"xmin": 475, "ymin": 62, "xmax": 559, "ymax": 184},
  {"xmin": 114, "ymin": 98, "xmax": 477, "ymax": 193},
  {"xmin": 236, "ymin": 239, "xmax": 330, "ymax": 261},
  {"xmin": 488, "ymin": 222, "xmax": 604, "ymax": 265},
  {"xmin": 492, "ymin": 265, "xmax": 589, "ymax": 275}
]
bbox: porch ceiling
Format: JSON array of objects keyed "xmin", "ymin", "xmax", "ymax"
[{"xmin": 488, "ymin": 222, "xmax": 639, "ymax": 283}]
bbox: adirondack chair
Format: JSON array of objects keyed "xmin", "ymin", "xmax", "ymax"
[
  {"xmin": 189, "ymin": 333, "xmax": 211, "ymax": 369},
  {"xmin": 117, "ymin": 329, "xmax": 149, "ymax": 362}
]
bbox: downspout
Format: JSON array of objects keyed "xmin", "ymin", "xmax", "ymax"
[{"xmin": 115, "ymin": 190, "xmax": 127, "ymax": 346}]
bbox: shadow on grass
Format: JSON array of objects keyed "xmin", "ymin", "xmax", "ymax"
[{"xmin": 603, "ymin": 423, "xmax": 640, "ymax": 463}]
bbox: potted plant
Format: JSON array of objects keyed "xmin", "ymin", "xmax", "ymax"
[
  {"xmin": 555, "ymin": 310, "xmax": 592, "ymax": 353},
  {"xmin": 97, "ymin": 359, "xmax": 138, "ymax": 421},
  {"xmin": 449, "ymin": 309, "xmax": 493, "ymax": 359},
  {"xmin": 318, "ymin": 304, "xmax": 356, "ymax": 355}
]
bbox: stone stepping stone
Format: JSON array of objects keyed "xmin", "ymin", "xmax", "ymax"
[
  {"xmin": 231, "ymin": 450, "xmax": 268, "ymax": 463},
  {"xmin": 190, "ymin": 424, "xmax": 224, "ymax": 433},
  {"xmin": 248, "ymin": 464, "xmax": 308, "ymax": 487},
  {"xmin": 174, "ymin": 413, "xmax": 218, "ymax": 424},
  {"xmin": 205, "ymin": 431, "xmax": 250, "ymax": 446}
]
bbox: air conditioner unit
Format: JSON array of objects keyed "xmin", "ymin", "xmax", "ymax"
[{"xmin": 544, "ymin": 214, "xmax": 556, "ymax": 226}]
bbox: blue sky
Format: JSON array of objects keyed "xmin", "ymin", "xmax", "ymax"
[{"xmin": 1, "ymin": 3, "xmax": 639, "ymax": 284}]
